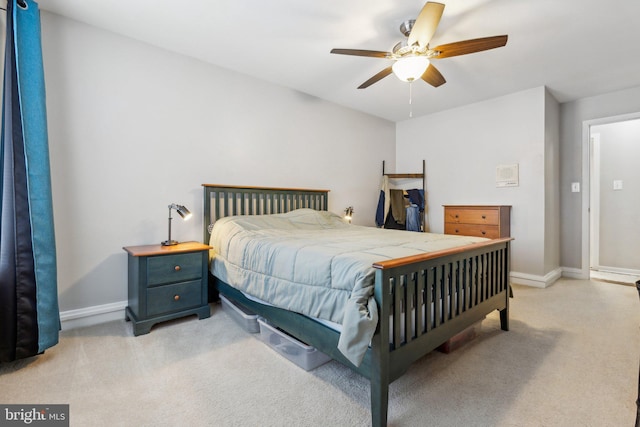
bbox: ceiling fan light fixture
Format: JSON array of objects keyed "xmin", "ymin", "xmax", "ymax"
[
  {"xmin": 392, "ymin": 56, "xmax": 429, "ymax": 82},
  {"xmin": 330, "ymin": 2, "xmax": 508, "ymax": 90}
]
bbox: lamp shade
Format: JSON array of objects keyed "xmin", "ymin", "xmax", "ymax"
[
  {"xmin": 174, "ymin": 204, "xmax": 192, "ymax": 220},
  {"xmin": 392, "ymin": 56, "xmax": 430, "ymax": 82}
]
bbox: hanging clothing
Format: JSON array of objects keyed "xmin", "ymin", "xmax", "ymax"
[
  {"xmin": 406, "ymin": 189, "xmax": 424, "ymax": 211},
  {"xmin": 405, "ymin": 189, "xmax": 424, "ymax": 232},
  {"xmin": 405, "ymin": 205, "xmax": 421, "ymax": 232},
  {"xmin": 375, "ymin": 175, "xmax": 390, "ymax": 227},
  {"xmin": 0, "ymin": 0, "xmax": 59, "ymax": 362},
  {"xmin": 389, "ymin": 189, "xmax": 406, "ymax": 225}
]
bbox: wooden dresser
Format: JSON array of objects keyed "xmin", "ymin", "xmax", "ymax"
[{"xmin": 443, "ymin": 205, "xmax": 511, "ymax": 238}]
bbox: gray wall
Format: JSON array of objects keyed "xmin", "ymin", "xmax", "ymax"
[
  {"xmin": 41, "ymin": 12, "xmax": 395, "ymax": 315},
  {"xmin": 591, "ymin": 119, "xmax": 640, "ymax": 271},
  {"xmin": 560, "ymin": 85, "xmax": 640, "ymax": 271},
  {"xmin": 396, "ymin": 87, "xmax": 561, "ymax": 286}
]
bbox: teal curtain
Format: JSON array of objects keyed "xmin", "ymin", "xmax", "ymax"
[{"xmin": 0, "ymin": 0, "xmax": 59, "ymax": 362}]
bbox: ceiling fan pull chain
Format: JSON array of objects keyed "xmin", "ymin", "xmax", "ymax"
[{"xmin": 409, "ymin": 81, "xmax": 413, "ymax": 118}]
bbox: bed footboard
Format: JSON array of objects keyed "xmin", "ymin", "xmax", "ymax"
[{"xmin": 369, "ymin": 237, "xmax": 511, "ymax": 427}]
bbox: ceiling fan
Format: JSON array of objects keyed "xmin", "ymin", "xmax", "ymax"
[{"xmin": 330, "ymin": 2, "xmax": 508, "ymax": 89}]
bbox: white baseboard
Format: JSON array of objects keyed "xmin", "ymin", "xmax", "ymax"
[
  {"xmin": 510, "ymin": 268, "xmax": 562, "ymax": 288},
  {"xmin": 561, "ymin": 267, "xmax": 588, "ymax": 280},
  {"xmin": 60, "ymin": 301, "xmax": 127, "ymax": 331}
]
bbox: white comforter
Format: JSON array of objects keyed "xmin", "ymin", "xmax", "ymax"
[{"xmin": 209, "ymin": 209, "xmax": 487, "ymax": 366}]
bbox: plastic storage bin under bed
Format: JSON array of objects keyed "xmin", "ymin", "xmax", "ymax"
[
  {"xmin": 257, "ymin": 317, "xmax": 331, "ymax": 371},
  {"xmin": 220, "ymin": 294, "xmax": 260, "ymax": 333}
]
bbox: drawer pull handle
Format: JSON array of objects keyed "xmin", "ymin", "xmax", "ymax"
[
  {"xmin": 481, "ymin": 231, "xmax": 486, "ymax": 235},
  {"xmin": 481, "ymin": 215, "xmax": 486, "ymax": 219},
  {"xmin": 454, "ymin": 214, "xmax": 459, "ymax": 218},
  {"xmin": 174, "ymin": 265, "xmax": 181, "ymax": 271},
  {"xmin": 174, "ymin": 294, "xmax": 180, "ymax": 301},
  {"xmin": 455, "ymin": 229, "xmax": 459, "ymax": 233}
]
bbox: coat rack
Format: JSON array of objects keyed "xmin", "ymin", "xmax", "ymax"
[{"xmin": 380, "ymin": 160, "xmax": 427, "ymax": 231}]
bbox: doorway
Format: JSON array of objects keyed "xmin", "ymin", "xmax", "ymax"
[{"xmin": 583, "ymin": 114, "xmax": 640, "ymax": 284}]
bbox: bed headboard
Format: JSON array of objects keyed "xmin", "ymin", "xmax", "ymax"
[{"xmin": 202, "ymin": 184, "xmax": 330, "ymax": 243}]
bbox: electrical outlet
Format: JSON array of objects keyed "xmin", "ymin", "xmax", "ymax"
[
  {"xmin": 571, "ymin": 182, "xmax": 580, "ymax": 193},
  {"xmin": 613, "ymin": 180, "xmax": 623, "ymax": 190}
]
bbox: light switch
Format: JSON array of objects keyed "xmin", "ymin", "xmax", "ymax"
[
  {"xmin": 613, "ymin": 180, "xmax": 623, "ymax": 190},
  {"xmin": 571, "ymin": 182, "xmax": 580, "ymax": 193}
]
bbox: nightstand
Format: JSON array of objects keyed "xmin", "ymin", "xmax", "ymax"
[{"xmin": 123, "ymin": 241, "xmax": 211, "ymax": 336}]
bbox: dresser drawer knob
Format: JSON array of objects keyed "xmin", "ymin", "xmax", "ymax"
[
  {"xmin": 174, "ymin": 294, "xmax": 180, "ymax": 301},
  {"xmin": 481, "ymin": 215, "xmax": 486, "ymax": 219},
  {"xmin": 455, "ymin": 229, "xmax": 459, "ymax": 233},
  {"xmin": 481, "ymin": 231, "xmax": 486, "ymax": 235},
  {"xmin": 454, "ymin": 214, "xmax": 459, "ymax": 218},
  {"xmin": 174, "ymin": 265, "xmax": 181, "ymax": 271}
]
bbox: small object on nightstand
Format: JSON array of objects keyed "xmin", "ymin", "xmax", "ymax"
[
  {"xmin": 123, "ymin": 241, "xmax": 211, "ymax": 336},
  {"xmin": 161, "ymin": 203, "xmax": 192, "ymax": 246},
  {"xmin": 344, "ymin": 206, "xmax": 354, "ymax": 223}
]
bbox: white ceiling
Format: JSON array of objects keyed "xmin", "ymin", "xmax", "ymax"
[{"xmin": 38, "ymin": 0, "xmax": 640, "ymax": 122}]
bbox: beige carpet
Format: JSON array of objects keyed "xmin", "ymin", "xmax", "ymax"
[{"xmin": 1, "ymin": 279, "xmax": 639, "ymax": 426}]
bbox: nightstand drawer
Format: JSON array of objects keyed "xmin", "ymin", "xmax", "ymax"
[
  {"xmin": 147, "ymin": 252, "xmax": 202, "ymax": 286},
  {"xmin": 146, "ymin": 280, "xmax": 203, "ymax": 316},
  {"xmin": 444, "ymin": 208, "xmax": 499, "ymax": 225},
  {"xmin": 445, "ymin": 223, "xmax": 500, "ymax": 239}
]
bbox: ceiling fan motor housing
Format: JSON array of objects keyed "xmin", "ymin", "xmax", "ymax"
[{"xmin": 400, "ymin": 20, "xmax": 416, "ymax": 37}]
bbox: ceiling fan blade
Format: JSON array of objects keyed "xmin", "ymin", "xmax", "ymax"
[
  {"xmin": 330, "ymin": 48, "xmax": 390, "ymax": 58},
  {"xmin": 432, "ymin": 35, "xmax": 508, "ymax": 59},
  {"xmin": 421, "ymin": 63, "xmax": 446, "ymax": 87},
  {"xmin": 407, "ymin": 2, "xmax": 445, "ymax": 48},
  {"xmin": 358, "ymin": 67, "xmax": 393, "ymax": 89}
]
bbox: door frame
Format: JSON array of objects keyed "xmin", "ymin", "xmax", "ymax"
[
  {"xmin": 581, "ymin": 111, "xmax": 640, "ymax": 278},
  {"xmin": 589, "ymin": 132, "xmax": 601, "ymax": 270}
]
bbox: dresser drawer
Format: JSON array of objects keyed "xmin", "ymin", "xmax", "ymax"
[
  {"xmin": 147, "ymin": 252, "xmax": 202, "ymax": 286},
  {"xmin": 146, "ymin": 279, "xmax": 203, "ymax": 316},
  {"xmin": 445, "ymin": 223, "xmax": 500, "ymax": 239},
  {"xmin": 444, "ymin": 208, "xmax": 499, "ymax": 225}
]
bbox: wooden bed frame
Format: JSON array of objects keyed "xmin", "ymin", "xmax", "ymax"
[{"xmin": 203, "ymin": 184, "xmax": 511, "ymax": 427}]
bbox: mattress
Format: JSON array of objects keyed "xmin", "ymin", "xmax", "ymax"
[{"xmin": 209, "ymin": 208, "xmax": 487, "ymax": 365}]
